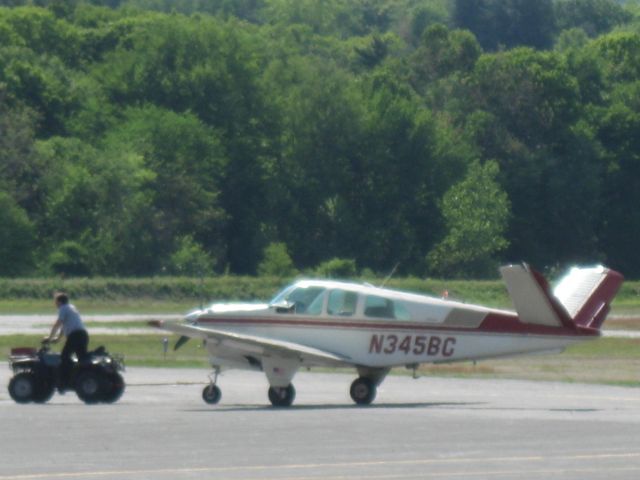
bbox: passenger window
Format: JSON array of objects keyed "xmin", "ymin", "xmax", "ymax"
[
  {"xmin": 327, "ymin": 290, "xmax": 358, "ymax": 316},
  {"xmin": 364, "ymin": 295, "xmax": 395, "ymax": 319},
  {"xmin": 393, "ymin": 302, "xmax": 412, "ymax": 321}
]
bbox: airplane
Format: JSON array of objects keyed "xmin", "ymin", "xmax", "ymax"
[{"xmin": 149, "ymin": 263, "xmax": 623, "ymax": 407}]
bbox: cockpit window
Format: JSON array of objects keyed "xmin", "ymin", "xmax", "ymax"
[
  {"xmin": 327, "ymin": 290, "xmax": 358, "ymax": 316},
  {"xmin": 271, "ymin": 286, "xmax": 325, "ymax": 315}
]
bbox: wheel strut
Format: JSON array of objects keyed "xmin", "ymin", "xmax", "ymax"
[{"xmin": 202, "ymin": 367, "xmax": 222, "ymax": 405}]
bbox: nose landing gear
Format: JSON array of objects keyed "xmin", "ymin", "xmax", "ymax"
[{"xmin": 202, "ymin": 367, "xmax": 222, "ymax": 405}]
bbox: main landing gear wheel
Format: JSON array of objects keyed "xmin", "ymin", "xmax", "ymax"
[
  {"xmin": 268, "ymin": 384, "xmax": 296, "ymax": 407},
  {"xmin": 350, "ymin": 377, "xmax": 376, "ymax": 405},
  {"xmin": 202, "ymin": 384, "xmax": 222, "ymax": 404}
]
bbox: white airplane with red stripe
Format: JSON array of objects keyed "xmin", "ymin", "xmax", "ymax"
[{"xmin": 150, "ymin": 263, "xmax": 623, "ymax": 407}]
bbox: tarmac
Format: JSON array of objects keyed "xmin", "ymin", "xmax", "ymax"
[{"xmin": 1, "ymin": 366, "xmax": 639, "ymax": 480}]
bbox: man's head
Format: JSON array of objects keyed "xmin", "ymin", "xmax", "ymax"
[{"xmin": 54, "ymin": 292, "xmax": 69, "ymax": 307}]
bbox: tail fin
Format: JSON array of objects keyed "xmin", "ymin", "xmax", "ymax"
[
  {"xmin": 553, "ymin": 265, "xmax": 624, "ymax": 329},
  {"xmin": 500, "ymin": 263, "xmax": 623, "ymax": 330}
]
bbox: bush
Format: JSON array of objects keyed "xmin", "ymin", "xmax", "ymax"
[
  {"xmin": 48, "ymin": 241, "xmax": 91, "ymax": 276},
  {"xmin": 315, "ymin": 258, "xmax": 357, "ymax": 278},
  {"xmin": 257, "ymin": 242, "xmax": 297, "ymax": 277},
  {"xmin": 167, "ymin": 236, "xmax": 215, "ymax": 276}
]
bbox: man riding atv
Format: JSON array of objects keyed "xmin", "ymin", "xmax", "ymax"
[
  {"xmin": 8, "ymin": 293, "xmax": 125, "ymax": 404},
  {"xmin": 45, "ymin": 292, "xmax": 89, "ymax": 392}
]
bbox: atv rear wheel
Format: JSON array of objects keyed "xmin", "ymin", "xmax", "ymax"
[
  {"xmin": 102, "ymin": 373, "xmax": 125, "ymax": 403},
  {"xmin": 75, "ymin": 370, "xmax": 106, "ymax": 404}
]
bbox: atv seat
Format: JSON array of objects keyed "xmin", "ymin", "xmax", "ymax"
[{"xmin": 91, "ymin": 346, "xmax": 106, "ymax": 355}]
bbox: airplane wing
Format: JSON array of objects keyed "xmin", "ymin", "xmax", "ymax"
[{"xmin": 149, "ymin": 320, "xmax": 351, "ymax": 366}]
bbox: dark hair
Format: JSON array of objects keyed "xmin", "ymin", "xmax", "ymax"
[{"xmin": 54, "ymin": 292, "xmax": 69, "ymax": 305}]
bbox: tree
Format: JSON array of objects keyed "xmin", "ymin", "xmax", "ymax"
[
  {"xmin": 0, "ymin": 191, "xmax": 35, "ymax": 276},
  {"xmin": 468, "ymin": 48, "xmax": 580, "ymax": 146},
  {"xmin": 48, "ymin": 240, "xmax": 90, "ymax": 276},
  {"xmin": 0, "ymin": 45, "xmax": 77, "ymax": 135},
  {"xmin": 555, "ymin": 0, "xmax": 631, "ymax": 38},
  {"xmin": 98, "ymin": 106, "xmax": 228, "ymax": 274},
  {"xmin": 314, "ymin": 258, "xmax": 357, "ymax": 278},
  {"xmin": 94, "ymin": 13, "xmax": 274, "ymax": 273},
  {"xmin": 410, "ymin": 24, "xmax": 481, "ymax": 92},
  {"xmin": 168, "ymin": 235, "xmax": 215, "ymax": 276},
  {"xmin": 590, "ymin": 32, "xmax": 640, "ymax": 85},
  {"xmin": 453, "ymin": 0, "xmax": 555, "ymax": 51},
  {"xmin": 257, "ymin": 242, "xmax": 297, "ymax": 277},
  {"xmin": 427, "ymin": 160, "xmax": 510, "ymax": 278},
  {"xmin": 593, "ymin": 98, "xmax": 640, "ymax": 276},
  {"xmin": 0, "ymin": 90, "xmax": 40, "ymax": 212}
]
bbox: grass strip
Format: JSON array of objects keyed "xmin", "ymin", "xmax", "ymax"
[{"xmin": 2, "ymin": 334, "xmax": 638, "ymax": 386}]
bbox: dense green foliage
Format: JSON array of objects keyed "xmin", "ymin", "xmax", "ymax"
[
  {"xmin": 2, "ymin": 274, "xmax": 639, "ymax": 313},
  {"xmin": 1, "ymin": 0, "xmax": 640, "ymax": 278}
]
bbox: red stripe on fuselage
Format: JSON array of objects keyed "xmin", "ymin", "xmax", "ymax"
[{"xmin": 196, "ymin": 313, "xmax": 597, "ymax": 337}]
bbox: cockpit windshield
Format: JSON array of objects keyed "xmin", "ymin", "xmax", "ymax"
[{"xmin": 270, "ymin": 285, "xmax": 326, "ymax": 315}]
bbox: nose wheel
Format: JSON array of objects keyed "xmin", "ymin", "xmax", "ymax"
[
  {"xmin": 202, "ymin": 367, "xmax": 221, "ymax": 405},
  {"xmin": 202, "ymin": 384, "xmax": 221, "ymax": 404}
]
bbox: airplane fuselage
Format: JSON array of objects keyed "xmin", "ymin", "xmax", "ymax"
[{"xmin": 193, "ymin": 279, "xmax": 593, "ymax": 370}]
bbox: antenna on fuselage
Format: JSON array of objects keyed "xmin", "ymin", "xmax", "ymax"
[
  {"xmin": 379, "ymin": 262, "xmax": 400, "ymax": 288},
  {"xmin": 199, "ymin": 268, "xmax": 204, "ymax": 311}
]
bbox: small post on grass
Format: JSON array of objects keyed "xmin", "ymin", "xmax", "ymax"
[{"xmin": 162, "ymin": 337, "xmax": 169, "ymax": 359}]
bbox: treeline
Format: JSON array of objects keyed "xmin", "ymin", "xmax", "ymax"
[
  {"xmin": 0, "ymin": 275, "xmax": 528, "ymax": 308},
  {"xmin": 1, "ymin": 0, "xmax": 640, "ymax": 279}
]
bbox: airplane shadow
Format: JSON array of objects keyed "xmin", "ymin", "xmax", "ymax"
[{"xmin": 184, "ymin": 401, "xmax": 485, "ymax": 413}]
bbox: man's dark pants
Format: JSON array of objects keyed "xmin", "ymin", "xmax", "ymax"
[{"xmin": 60, "ymin": 330, "xmax": 89, "ymax": 387}]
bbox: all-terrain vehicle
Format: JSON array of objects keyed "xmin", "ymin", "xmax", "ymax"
[{"xmin": 7, "ymin": 340, "xmax": 125, "ymax": 404}]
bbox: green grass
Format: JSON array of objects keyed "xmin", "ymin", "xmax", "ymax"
[
  {"xmin": 2, "ymin": 333, "xmax": 639, "ymax": 386},
  {"xmin": 1, "ymin": 334, "xmax": 209, "ymax": 369},
  {"xmin": 412, "ymin": 338, "xmax": 640, "ymax": 386}
]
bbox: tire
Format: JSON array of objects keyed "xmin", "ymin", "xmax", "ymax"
[
  {"xmin": 350, "ymin": 377, "xmax": 376, "ymax": 405},
  {"xmin": 102, "ymin": 373, "xmax": 125, "ymax": 404},
  {"xmin": 268, "ymin": 384, "xmax": 296, "ymax": 407},
  {"xmin": 202, "ymin": 385, "xmax": 221, "ymax": 405},
  {"xmin": 75, "ymin": 370, "xmax": 106, "ymax": 404},
  {"xmin": 8, "ymin": 372, "xmax": 36, "ymax": 404}
]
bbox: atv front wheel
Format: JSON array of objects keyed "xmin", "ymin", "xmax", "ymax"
[{"xmin": 8, "ymin": 372, "xmax": 36, "ymax": 404}]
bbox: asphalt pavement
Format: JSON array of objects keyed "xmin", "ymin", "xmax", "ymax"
[{"xmin": 1, "ymin": 366, "xmax": 639, "ymax": 480}]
